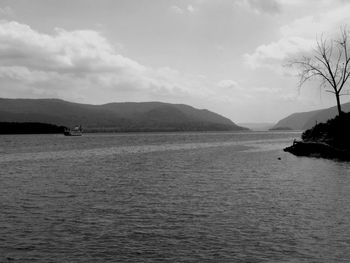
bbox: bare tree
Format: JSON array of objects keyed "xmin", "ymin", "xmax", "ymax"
[{"xmin": 291, "ymin": 28, "xmax": 350, "ymax": 116}]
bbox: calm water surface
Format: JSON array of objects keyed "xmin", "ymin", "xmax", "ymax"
[{"xmin": 0, "ymin": 132, "xmax": 350, "ymax": 262}]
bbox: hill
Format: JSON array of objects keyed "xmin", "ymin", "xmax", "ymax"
[
  {"xmin": 273, "ymin": 102, "xmax": 350, "ymax": 130},
  {"xmin": 0, "ymin": 98, "xmax": 247, "ymax": 132}
]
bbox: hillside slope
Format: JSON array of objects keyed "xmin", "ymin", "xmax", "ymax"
[
  {"xmin": 273, "ymin": 102, "xmax": 350, "ymax": 130},
  {"xmin": 0, "ymin": 98, "xmax": 247, "ymax": 132}
]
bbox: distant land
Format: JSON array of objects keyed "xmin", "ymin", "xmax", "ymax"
[
  {"xmin": 238, "ymin": 122, "xmax": 275, "ymax": 131},
  {"xmin": 0, "ymin": 122, "xmax": 66, "ymax": 134},
  {"xmin": 269, "ymin": 126, "xmax": 293, "ymax": 131},
  {"xmin": 272, "ymin": 102, "xmax": 350, "ymax": 130},
  {"xmin": 0, "ymin": 98, "xmax": 247, "ymax": 132}
]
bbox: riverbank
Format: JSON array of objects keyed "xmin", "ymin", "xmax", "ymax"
[
  {"xmin": 284, "ymin": 112, "xmax": 350, "ymax": 161},
  {"xmin": 284, "ymin": 141, "xmax": 350, "ymax": 161},
  {"xmin": 0, "ymin": 122, "xmax": 67, "ymax": 134}
]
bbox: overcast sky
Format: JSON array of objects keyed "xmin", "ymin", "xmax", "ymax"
[{"xmin": 0, "ymin": 0, "xmax": 350, "ymax": 123}]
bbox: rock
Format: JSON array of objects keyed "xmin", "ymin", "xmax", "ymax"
[{"xmin": 284, "ymin": 141, "xmax": 350, "ymax": 161}]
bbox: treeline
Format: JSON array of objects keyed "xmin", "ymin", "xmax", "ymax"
[
  {"xmin": 301, "ymin": 112, "xmax": 350, "ymax": 149},
  {"xmin": 0, "ymin": 122, "xmax": 67, "ymax": 134},
  {"xmin": 84, "ymin": 122, "xmax": 244, "ymax": 133}
]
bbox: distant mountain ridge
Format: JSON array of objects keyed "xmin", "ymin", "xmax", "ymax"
[
  {"xmin": 273, "ymin": 102, "xmax": 350, "ymax": 130},
  {"xmin": 0, "ymin": 98, "xmax": 247, "ymax": 132}
]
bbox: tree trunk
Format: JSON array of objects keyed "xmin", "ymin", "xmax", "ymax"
[{"xmin": 335, "ymin": 92, "xmax": 343, "ymax": 116}]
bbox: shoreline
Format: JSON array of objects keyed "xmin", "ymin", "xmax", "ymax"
[{"xmin": 284, "ymin": 141, "xmax": 350, "ymax": 161}]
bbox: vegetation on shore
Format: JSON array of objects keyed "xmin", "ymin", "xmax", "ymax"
[
  {"xmin": 284, "ymin": 27, "xmax": 350, "ymax": 161},
  {"xmin": 284, "ymin": 112, "xmax": 350, "ymax": 160},
  {"xmin": 301, "ymin": 112, "xmax": 350, "ymax": 149},
  {"xmin": 0, "ymin": 121, "xmax": 248, "ymax": 134},
  {"xmin": 269, "ymin": 126, "xmax": 293, "ymax": 131},
  {"xmin": 0, "ymin": 122, "xmax": 67, "ymax": 134}
]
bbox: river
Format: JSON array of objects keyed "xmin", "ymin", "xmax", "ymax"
[{"xmin": 1, "ymin": 131, "xmax": 349, "ymax": 262}]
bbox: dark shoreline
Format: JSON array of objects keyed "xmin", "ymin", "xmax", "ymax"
[
  {"xmin": 0, "ymin": 122, "xmax": 67, "ymax": 135},
  {"xmin": 0, "ymin": 121, "xmax": 250, "ymax": 134},
  {"xmin": 284, "ymin": 141, "xmax": 350, "ymax": 161},
  {"xmin": 283, "ymin": 112, "xmax": 350, "ymax": 161}
]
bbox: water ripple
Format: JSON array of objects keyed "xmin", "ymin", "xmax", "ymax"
[
  {"xmin": 0, "ymin": 138, "xmax": 292, "ymax": 163},
  {"xmin": 1, "ymin": 132, "xmax": 350, "ymax": 262}
]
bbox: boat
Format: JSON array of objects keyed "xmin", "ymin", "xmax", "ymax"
[{"xmin": 64, "ymin": 125, "xmax": 83, "ymax": 136}]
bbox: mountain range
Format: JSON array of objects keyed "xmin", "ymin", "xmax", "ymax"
[
  {"xmin": 273, "ymin": 102, "xmax": 350, "ymax": 130},
  {"xmin": 0, "ymin": 98, "xmax": 247, "ymax": 132}
]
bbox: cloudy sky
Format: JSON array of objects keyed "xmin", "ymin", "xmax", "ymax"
[{"xmin": 0, "ymin": 0, "xmax": 350, "ymax": 123}]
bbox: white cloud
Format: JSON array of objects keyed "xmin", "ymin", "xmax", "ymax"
[
  {"xmin": 0, "ymin": 21, "xmax": 144, "ymax": 72},
  {"xmin": 170, "ymin": 5, "xmax": 184, "ymax": 15},
  {"xmin": 280, "ymin": 4, "xmax": 350, "ymax": 38},
  {"xmin": 216, "ymin": 79, "xmax": 288, "ymax": 102},
  {"xmin": 0, "ymin": 6, "xmax": 14, "ymax": 17},
  {"xmin": 237, "ymin": 0, "xmax": 281, "ymax": 15},
  {"xmin": 244, "ymin": 37, "xmax": 314, "ymax": 70},
  {"xmin": 187, "ymin": 5, "xmax": 195, "ymax": 13},
  {"xmin": 0, "ymin": 20, "xmax": 212, "ymax": 103},
  {"xmin": 244, "ymin": 3, "xmax": 350, "ymax": 72},
  {"xmin": 171, "ymin": 5, "xmax": 196, "ymax": 15},
  {"xmin": 0, "ymin": 66, "xmax": 59, "ymax": 83},
  {"xmin": 217, "ymin": 79, "xmax": 240, "ymax": 90}
]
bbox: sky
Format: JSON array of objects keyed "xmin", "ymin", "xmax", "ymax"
[{"xmin": 0, "ymin": 0, "xmax": 350, "ymax": 123}]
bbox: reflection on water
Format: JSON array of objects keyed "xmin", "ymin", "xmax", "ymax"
[
  {"xmin": 0, "ymin": 138, "xmax": 289, "ymax": 163},
  {"xmin": 1, "ymin": 132, "xmax": 350, "ymax": 262}
]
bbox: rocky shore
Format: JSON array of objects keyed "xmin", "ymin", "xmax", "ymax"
[
  {"xmin": 284, "ymin": 112, "xmax": 350, "ymax": 161},
  {"xmin": 284, "ymin": 141, "xmax": 350, "ymax": 161}
]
